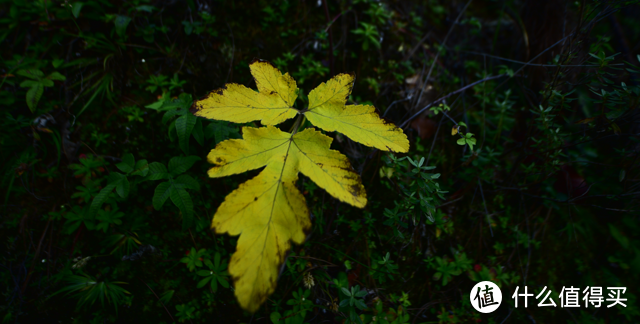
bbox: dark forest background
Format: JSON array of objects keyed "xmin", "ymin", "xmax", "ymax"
[{"xmin": 1, "ymin": 0, "xmax": 640, "ymax": 323}]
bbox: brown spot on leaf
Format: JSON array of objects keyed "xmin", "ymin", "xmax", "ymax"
[
  {"xmin": 190, "ymin": 86, "xmax": 228, "ymax": 115},
  {"xmin": 349, "ymin": 183, "xmax": 365, "ymax": 198},
  {"xmin": 341, "ymin": 72, "xmax": 356, "ymax": 102},
  {"xmin": 189, "ymin": 102, "xmax": 201, "ymax": 115}
]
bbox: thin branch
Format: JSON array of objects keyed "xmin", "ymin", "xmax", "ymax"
[
  {"xmin": 399, "ymin": 74, "xmax": 507, "ymax": 128},
  {"xmin": 414, "ymin": 0, "xmax": 473, "ymax": 109},
  {"xmin": 461, "ymin": 51, "xmax": 624, "ymax": 67},
  {"xmin": 140, "ymin": 279, "xmax": 176, "ymax": 323},
  {"xmin": 322, "ymin": 0, "xmax": 334, "ymax": 76},
  {"xmin": 478, "ymin": 178, "xmax": 494, "ymax": 237}
]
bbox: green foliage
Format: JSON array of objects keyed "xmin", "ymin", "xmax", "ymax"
[
  {"xmin": 17, "ymin": 68, "xmax": 65, "ymax": 112},
  {"xmin": 68, "ymin": 154, "xmax": 106, "ymax": 184},
  {"xmin": 352, "ymin": 22, "xmax": 381, "ymax": 51},
  {"xmin": 338, "ymin": 285, "xmax": 368, "ymax": 324},
  {"xmin": 148, "ymin": 155, "xmax": 201, "ymax": 229},
  {"xmin": 181, "ymin": 247, "xmax": 209, "ymax": 272},
  {"xmin": 370, "ymin": 252, "xmax": 399, "ymax": 284},
  {"xmin": 52, "ymin": 272, "xmax": 130, "ymax": 313},
  {"xmin": 63, "ymin": 205, "xmax": 96, "ymax": 234},
  {"xmin": 195, "ymin": 252, "xmax": 230, "ymax": 291}
]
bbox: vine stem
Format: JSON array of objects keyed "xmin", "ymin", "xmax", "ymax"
[{"xmin": 322, "ymin": 0, "xmax": 334, "ymax": 76}]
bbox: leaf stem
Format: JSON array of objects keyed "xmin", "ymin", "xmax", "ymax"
[{"xmin": 290, "ymin": 114, "xmax": 304, "ymax": 135}]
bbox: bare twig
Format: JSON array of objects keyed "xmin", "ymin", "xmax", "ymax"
[
  {"xmin": 399, "ymin": 74, "xmax": 506, "ymax": 129},
  {"xmin": 322, "ymin": 0, "xmax": 334, "ymax": 75},
  {"xmin": 413, "ymin": 0, "xmax": 473, "ymax": 109},
  {"xmin": 461, "ymin": 51, "xmax": 624, "ymax": 67},
  {"xmin": 478, "ymin": 178, "xmax": 494, "ymax": 237},
  {"xmin": 140, "ymin": 279, "xmax": 176, "ymax": 323}
]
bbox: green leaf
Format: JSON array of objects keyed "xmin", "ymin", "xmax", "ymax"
[
  {"xmin": 116, "ymin": 153, "xmax": 135, "ymax": 173},
  {"xmin": 192, "ymin": 118, "xmax": 204, "ymax": 146},
  {"xmin": 17, "ymin": 69, "xmax": 44, "ymax": 80},
  {"xmin": 52, "ymin": 59, "xmax": 65, "ymax": 68},
  {"xmin": 159, "ymin": 290, "xmax": 174, "ymax": 305},
  {"xmin": 152, "ymin": 182, "xmax": 172, "ymax": 210},
  {"xmin": 609, "ymin": 224, "xmax": 629, "ymax": 249},
  {"xmin": 176, "ymin": 113, "xmax": 198, "ymax": 154},
  {"xmin": 196, "ymin": 276, "xmax": 212, "ymax": 289},
  {"xmin": 25, "ymin": 82, "xmax": 44, "ymax": 112},
  {"xmin": 341, "ymin": 287, "xmax": 351, "ymax": 296},
  {"xmin": 171, "ymin": 188, "xmax": 194, "ymax": 230},
  {"xmin": 47, "ymin": 72, "xmax": 66, "ymax": 81},
  {"xmin": 162, "ymin": 93, "xmax": 192, "ymax": 111},
  {"xmin": 115, "ymin": 176, "xmax": 130, "ymax": 198},
  {"xmin": 136, "ymin": 5, "xmax": 155, "ymax": 12},
  {"xmin": 41, "ymin": 78, "xmax": 54, "ymax": 87},
  {"xmin": 145, "ymin": 100, "xmax": 165, "ymax": 110},
  {"xmin": 182, "ymin": 21, "xmax": 194, "ymax": 35},
  {"xmin": 19, "ymin": 80, "xmax": 40, "ymax": 88},
  {"xmin": 196, "ymin": 269, "xmax": 211, "ymax": 277},
  {"xmin": 114, "ymin": 15, "xmax": 131, "ymax": 38},
  {"xmin": 168, "ymin": 119, "xmax": 177, "ymax": 142},
  {"xmin": 71, "ymin": 2, "xmax": 84, "ymax": 18},
  {"xmin": 217, "ymin": 276, "xmax": 229, "ymax": 288},
  {"xmin": 162, "ymin": 109, "xmax": 184, "ymax": 125},
  {"xmin": 147, "ymin": 162, "xmax": 169, "ymax": 180},
  {"xmin": 131, "ymin": 159, "xmax": 150, "ymax": 177},
  {"xmin": 204, "ymin": 121, "xmax": 239, "ymax": 144},
  {"xmin": 270, "ymin": 312, "xmax": 282, "ymax": 324},
  {"xmin": 168, "ymin": 155, "xmax": 201, "ymax": 176},
  {"xmin": 175, "ymin": 174, "xmax": 200, "ymax": 190},
  {"xmin": 90, "ymin": 183, "xmax": 117, "ymax": 216}
]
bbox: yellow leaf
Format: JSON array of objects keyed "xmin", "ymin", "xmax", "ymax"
[
  {"xmin": 191, "ymin": 60, "xmax": 299, "ymax": 125},
  {"xmin": 193, "ymin": 60, "xmax": 408, "ymax": 312},
  {"xmin": 304, "ymin": 73, "xmax": 409, "ymax": 153},
  {"xmin": 208, "ymin": 126, "xmax": 366, "ymax": 312}
]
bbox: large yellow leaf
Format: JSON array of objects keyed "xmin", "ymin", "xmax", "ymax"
[
  {"xmin": 190, "ymin": 60, "xmax": 299, "ymax": 125},
  {"xmin": 304, "ymin": 73, "xmax": 409, "ymax": 153},
  {"xmin": 193, "ymin": 60, "xmax": 408, "ymax": 312},
  {"xmin": 208, "ymin": 126, "xmax": 365, "ymax": 312}
]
